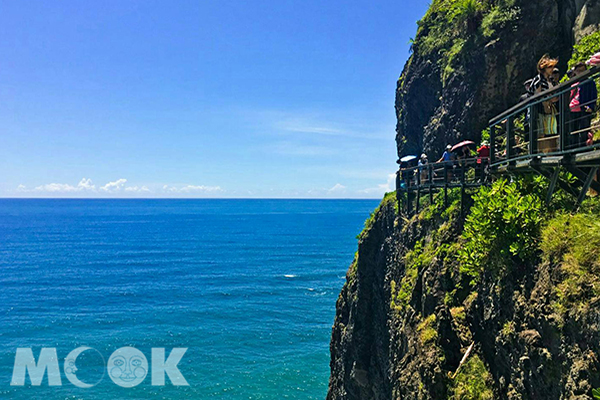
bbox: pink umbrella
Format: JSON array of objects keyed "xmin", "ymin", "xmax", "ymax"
[{"xmin": 451, "ymin": 140, "xmax": 475, "ymax": 152}]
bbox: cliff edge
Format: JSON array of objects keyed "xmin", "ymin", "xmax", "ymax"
[{"xmin": 327, "ymin": 1, "xmax": 600, "ymax": 399}]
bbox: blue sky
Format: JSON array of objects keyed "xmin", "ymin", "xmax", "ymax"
[{"xmin": 0, "ymin": 0, "xmax": 428, "ymax": 198}]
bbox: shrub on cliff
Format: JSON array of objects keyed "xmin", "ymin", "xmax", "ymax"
[
  {"xmin": 568, "ymin": 31, "xmax": 600, "ymax": 98},
  {"xmin": 357, "ymin": 191, "xmax": 397, "ymax": 240},
  {"xmin": 413, "ymin": 0, "xmax": 521, "ymax": 85},
  {"xmin": 568, "ymin": 31, "xmax": 600, "ymax": 69},
  {"xmin": 541, "ymin": 212, "xmax": 600, "ymax": 315},
  {"xmin": 458, "ymin": 178, "xmax": 543, "ymax": 285},
  {"xmin": 450, "ymin": 354, "xmax": 494, "ymax": 400}
]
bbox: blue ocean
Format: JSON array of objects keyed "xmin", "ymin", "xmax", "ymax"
[{"xmin": 0, "ymin": 199, "xmax": 378, "ymax": 399}]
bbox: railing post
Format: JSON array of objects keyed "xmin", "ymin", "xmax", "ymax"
[
  {"xmin": 416, "ymin": 166, "xmax": 421, "ymax": 213},
  {"xmin": 489, "ymin": 125, "xmax": 496, "ymax": 164},
  {"xmin": 396, "ymin": 170, "xmax": 403, "ymax": 208},
  {"xmin": 444, "ymin": 162, "xmax": 449, "ymax": 207},
  {"xmin": 460, "ymin": 160, "xmax": 466, "ymax": 217},
  {"xmin": 428, "ymin": 163, "xmax": 433, "ymax": 204},
  {"xmin": 529, "ymin": 104, "xmax": 538, "ymax": 155},
  {"xmin": 506, "ymin": 116, "xmax": 514, "ymax": 163},
  {"xmin": 559, "ymin": 91, "xmax": 569, "ymax": 152}
]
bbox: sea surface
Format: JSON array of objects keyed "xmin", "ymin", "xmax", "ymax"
[{"xmin": 0, "ymin": 199, "xmax": 378, "ymax": 399}]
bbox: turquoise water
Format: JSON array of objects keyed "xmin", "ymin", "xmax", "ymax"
[{"xmin": 0, "ymin": 199, "xmax": 377, "ymax": 399}]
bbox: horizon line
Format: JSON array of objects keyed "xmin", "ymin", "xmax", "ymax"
[{"xmin": 0, "ymin": 197, "xmax": 384, "ymax": 201}]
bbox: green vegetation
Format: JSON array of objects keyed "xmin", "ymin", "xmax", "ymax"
[
  {"xmin": 541, "ymin": 213, "xmax": 600, "ymax": 315},
  {"xmin": 413, "ymin": 0, "xmax": 520, "ymax": 85},
  {"xmin": 418, "ymin": 186, "xmax": 462, "ymax": 222},
  {"xmin": 418, "ymin": 314, "xmax": 438, "ymax": 345},
  {"xmin": 568, "ymin": 31, "xmax": 600, "ymax": 69},
  {"xmin": 501, "ymin": 320, "xmax": 515, "ymax": 337},
  {"xmin": 458, "ymin": 179, "xmax": 544, "ymax": 285},
  {"xmin": 450, "ymin": 306, "xmax": 466, "ymax": 324},
  {"xmin": 393, "ymin": 217, "xmax": 458, "ymax": 312},
  {"xmin": 568, "ymin": 31, "xmax": 600, "ymax": 97},
  {"xmin": 392, "ymin": 186, "xmax": 466, "ymax": 312},
  {"xmin": 481, "ymin": 2, "xmax": 520, "ymax": 38},
  {"xmin": 357, "ymin": 191, "xmax": 398, "ymax": 240},
  {"xmin": 450, "ymin": 355, "xmax": 494, "ymax": 400},
  {"xmin": 391, "ymin": 240, "xmax": 425, "ymax": 311},
  {"xmin": 592, "ymin": 388, "xmax": 600, "ymax": 399},
  {"xmin": 347, "ymin": 254, "xmax": 358, "ymax": 287}
]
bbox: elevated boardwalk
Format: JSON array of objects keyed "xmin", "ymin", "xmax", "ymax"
[{"xmin": 397, "ymin": 65, "xmax": 600, "ymax": 214}]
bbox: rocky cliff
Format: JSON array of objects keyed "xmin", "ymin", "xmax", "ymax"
[
  {"xmin": 327, "ymin": 1, "xmax": 600, "ymax": 399},
  {"xmin": 328, "ymin": 182, "xmax": 600, "ymax": 399},
  {"xmin": 395, "ymin": 0, "xmax": 598, "ymax": 159}
]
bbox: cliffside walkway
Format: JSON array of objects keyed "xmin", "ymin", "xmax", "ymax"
[{"xmin": 397, "ymin": 65, "xmax": 600, "ymax": 215}]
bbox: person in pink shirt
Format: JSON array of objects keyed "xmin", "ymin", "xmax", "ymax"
[{"xmin": 570, "ymin": 62, "xmax": 597, "ymax": 147}]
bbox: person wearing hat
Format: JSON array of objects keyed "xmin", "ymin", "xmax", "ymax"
[
  {"xmin": 476, "ymin": 140, "xmax": 490, "ymax": 182},
  {"xmin": 530, "ymin": 55, "xmax": 560, "ymax": 137},
  {"xmin": 437, "ymin": 145, "xmax": 454, "ymax": 163},
  {"xmin": 418, "ymin": 153, "xmax": 429, "ymax": 183},
  {"xmin": 437, "ymin": 145, "xmax": 455, "ymax": 181}
]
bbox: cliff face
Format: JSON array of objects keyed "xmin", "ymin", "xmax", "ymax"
[
  {"xmin": 327, "ymin": 1, "xmax": 600, "ymax": 399},
  {"xmin": 328, "ymin": 187, "xmax": 600, "ymax": 399},
  {"xmin": 395, "ymin": 0, "xmax": 597, "ymax": 159}
]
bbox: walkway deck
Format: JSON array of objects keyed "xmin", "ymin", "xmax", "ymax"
[{"xmin": 397, "ymin": 65, "xmax": 600, "ymax": 214}]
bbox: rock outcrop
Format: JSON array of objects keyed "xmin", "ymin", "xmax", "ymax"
[
  {"xmin": 395, "ymin": 0, "xmax": 599, "ymax": 160},
  {"xmin": 328, "ymin": 190, "xmax": 600, "ymax": 399}
]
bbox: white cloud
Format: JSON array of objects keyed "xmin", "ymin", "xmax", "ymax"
[
  {"xmin": 31, "ymin": 178, "xmax": 97, "ymax": 193},
  {"xmin": 328, "ymin": 183, "xmax": 346, "ymax": 193},
  {"xmin": 282, "ymin": 124, "xmax": 345, "ymax": 136},
  {"xmin": 12, "ymin": 178, "xmax": 232, "ymax": 197},
  {"xmin": 34, "ymin": 183, "xmax": 79, "ymax": 192},
  {"xmin": 100, "ymin": 179, "xmax": 127, "ymax": 192},
  {"xmin": 77, "ymin": 178, "xmax": 96, "ymax": 191},
  {"xmin": 124, "ymin": 185, "xmax": 150, "ymax": 193},
  {"xmin": 162, "ymin": 185, "xmax": 223, "ymax": 194},
  {"xmin": 273, "ymin": 115, "xmax": 388, "ymax": 140},
  {"xmin": 360, "ymin": 173, "xmax": 396, "ymax": 195},
  {"xmin": 16, "ymin": 177, "xmax": 139, "ymax": 195}
]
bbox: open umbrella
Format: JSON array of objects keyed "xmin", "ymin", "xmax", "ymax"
[
  {"xmin": 587, "ymin": 52, "xmax": 600, "ymax": 66},
  {"xmin": 451, "ymin": 141, "xmax": 475, "ymax": 153},
  {"xmin": 399, "ymin": 155, "xmax": 418, "ymax": 163}
]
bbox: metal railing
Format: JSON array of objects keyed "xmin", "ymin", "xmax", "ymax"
[
  {"xmin": 396, "ymin": 65, "xmax": 600, "ymax": 214},
  {"xmin": 396, "ymin": 158, "xmax": 490, "ymax": 214},
  {"xmin": 397, "ymin": 158, "xmax": 490, "ymax": 190},
  {"xmin": 489, "ymin": 65, "xmax": 600, "ymax": 169}
]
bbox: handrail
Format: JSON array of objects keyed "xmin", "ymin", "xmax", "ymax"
[
  {"xmin": 397, "ymin": 158, "xmax": 488, "ymax": 174},
  {"xmin": 398, "ymin": 64, "xmax": 600, "ymax": 213},
  {"xmin": 397, "ymin": 158, "xmax": 490, "ymax": 192},
  {"xmin": 491, "ymin": 142, "xmax": 600, "ymax": 168},
  {"xmin": 488, "ymin": 64, "xmax": 599, "ymax": 169},
  {"xmin": 489, "ymin": 65, "xmax": 600, "ymax": 126}
]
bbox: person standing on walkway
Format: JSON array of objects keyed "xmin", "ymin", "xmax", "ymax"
[
  {"xmin": 418, "ymin": 153, "xmax": 428, "ymax": 183},
  {"xmin": 476, "ymin": 141, "xmax": 490, "ymax": 182},
  {"xmin": 437, "ymin": 145, "xmax": 455, "ymax": 181},
  {"xmin": 570, "ymin": 62, "xmax": 597, "ymax": 147},
  {"xmin": 530, "ymin": 55, "xmax": 559, "ymax": 137}
]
